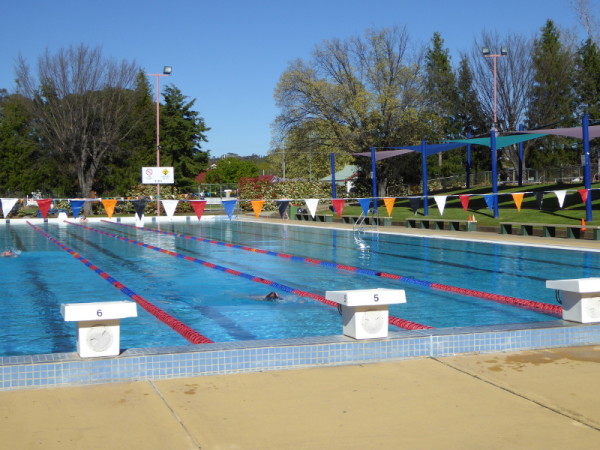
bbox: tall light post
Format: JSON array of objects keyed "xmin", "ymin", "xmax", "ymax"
[
  {"xmin": 482, "ymin": 46, "xmax": 507, "ymax": 130},
  {"xmin": 147, "ymin": 66, "xmax": 172, "ymax": 216}
]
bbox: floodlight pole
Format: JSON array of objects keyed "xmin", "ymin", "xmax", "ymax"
[
  {"xmin": 482, "ymin": 47, "xmax": 507, "ymax": 130},
  {"xmin": 147, "ymin": 66, "xmax": 172, "ymax": 217}
]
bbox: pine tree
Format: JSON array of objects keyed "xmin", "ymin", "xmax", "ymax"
[{"xmin": 575, "ymin": 38, "xmax": 600, "ymax": 118}]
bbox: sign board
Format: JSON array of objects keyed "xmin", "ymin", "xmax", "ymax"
[{"xmin": 142, "ymin": 167, "xmax": 174, "ymax": 184}]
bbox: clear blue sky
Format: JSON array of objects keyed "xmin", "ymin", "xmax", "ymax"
[{"xmin": 0, "ymin": 0, "xmax": 588, "ymax": 157}]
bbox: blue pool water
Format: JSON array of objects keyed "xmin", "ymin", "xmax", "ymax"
[{"xmin": 0, "ymin": 219, "xmax": 598, "ymax": 357}]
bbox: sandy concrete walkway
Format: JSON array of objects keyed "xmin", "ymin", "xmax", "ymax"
[{"xmin": 1, "ymin": 346, "xmax": 599, "ymax": 449}]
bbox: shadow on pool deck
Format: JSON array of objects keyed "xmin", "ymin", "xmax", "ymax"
[{"xmin": 1, "ymin": 346, "xmax": 599, "ymax": 449}]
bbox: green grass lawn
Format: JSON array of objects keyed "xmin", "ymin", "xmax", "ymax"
[{"xmin": 338, "ymin": 182, "xmax": 600, "ymax": 227}]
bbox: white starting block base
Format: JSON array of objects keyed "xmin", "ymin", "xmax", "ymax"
[
  {"xmin": 61, "ymin": 301, "xmax": 137, "ymax": 358},
  {"xmin": 546, "ymin": 278, "xmax": 600, "ymax": 323},
  {"xmin": 326, "ymin": 288, "xmax": 406, "ymax": 339}
]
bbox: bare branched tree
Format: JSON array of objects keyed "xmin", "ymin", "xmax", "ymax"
[
  {"xmin": 15, "ymin": 44, "xmax": 142, "ymax": 204},
  {"xmin": 571, "ymin": 0, "xmax": 600, "ymax": 42},
  {"xmin": 470, "ymin": 31, "xmax": 535, "ymax": 170}
]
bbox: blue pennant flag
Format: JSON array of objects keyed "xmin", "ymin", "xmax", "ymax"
[
  {"xmin": 222, "ymin": 199, "xmax": 238, "ymax": 219},
  {"xmin": 69, "ymin": 200, "xmax": 86, "ymax": 218},
  {"xmin": 483, "ymin": 194, "xmax": 495, "ymax": 212},
  {"xmin": 358, "ymin": 198, "xmax": 371, "ymax": 216}
]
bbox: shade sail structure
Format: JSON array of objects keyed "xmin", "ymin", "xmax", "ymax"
[
  {"xmin": 354, "ymin": 142, "xmax": 467, "ymax": 160},
  {"xmin": 519, "ymin": 125, "xmax": 600, "ymax": 140},
  {"xmin": 354, "ymin": 149, "xmax": 414, "ymax": 161},
  {"xmin": 449, "ymin": 133, "xmax": 547, "ymax": 149}
]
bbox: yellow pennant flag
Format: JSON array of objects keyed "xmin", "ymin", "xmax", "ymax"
[
  {"xmin": 101, "ymin": 199, "xmax": 118, "ymax": 218},
  {"xmin": 511, "ymin": 193, "xmax": 524, "ymax": 212},
  {"xmin": 383, "ymin": 197, "xmax": 396, "ymax": 217},
  {"xmin": 251, "ymin": 200, "xmax": 265, "ymax": 218}
]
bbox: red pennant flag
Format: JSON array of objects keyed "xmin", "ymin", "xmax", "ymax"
[
  {"xmin": 459, "ymin": 195, "xmax": 470, "ymax": 211},
  {"xmin": 189, "ymin": 200, "xmax": 207, "ymax": 220},
  {"xmin": 331, "ymin": 199, "xmax": 345, "ymax": 218},
  {"xmin": 36, "ymin": 199, "xmax": 52, "ymax": 218},
  {"xmin": 578, "ymin": 189, "xmax": 589, "ymax": 204}
]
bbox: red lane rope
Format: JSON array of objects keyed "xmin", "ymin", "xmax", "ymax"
[
  {"xmin": 105, "ymin": 221, "xmax": 562, "ymax": 317},
  {"xmin": 27, "ymin": 221, "xmax": 213, "ymax": 344},
  {"xmin": 77, "ymin": 221, "xmax": 431, "ymax": 330}
]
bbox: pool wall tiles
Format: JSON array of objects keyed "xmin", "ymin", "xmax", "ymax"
[{"xmin": 2, "ymin": 322, "xmax": 600, "ymax": 391}]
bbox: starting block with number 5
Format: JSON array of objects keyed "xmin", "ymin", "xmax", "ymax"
[
  {"xmin": 326, "ymin": 288, "xmax": 406, "ymax": 339},
  {"xmin": 61, "ymin": 301, "xmax": 137, "ymax": 358}
]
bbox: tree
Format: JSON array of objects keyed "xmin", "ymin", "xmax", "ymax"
[
  {"xmin": 574, "ymin": 38, "xmax": 600, "ymax": 118},
  {"xmin": 274, "ymin": 27, "xmax": 441, "ymax": 196},
  {"xmin": 15, "ymin": 44, "xmax": 143, "ymax": 206},
  {"xmin": 527, "ymin": 20, "xmax": 578, "ymax": 168},
  {"xmin": 160, "ymin": 85, "xmax": 210, "ymax": 191},
  {"xmin": 0, "ymin": 93, "xmax": 63, "ymax": 195},
  {"xmin": 205, "ymin": 157, "xmax": 258, "ymax": 183}
]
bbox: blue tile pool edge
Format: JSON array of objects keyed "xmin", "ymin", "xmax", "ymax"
[{"xmin": 2, "ymin": 320, "xmax": 600, "ymax": 391}]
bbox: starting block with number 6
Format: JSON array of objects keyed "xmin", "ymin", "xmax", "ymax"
[
  {"xmin": 326, "ymin": 288, "xmax": 406, "ymax": 339},
  {"xmin": 61, "ymin": 301, "xmax": 138, "ymax": 358}
]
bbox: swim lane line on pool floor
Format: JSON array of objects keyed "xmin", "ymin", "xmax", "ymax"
[
  {"xmin": 67, "ymin": 220, "xmax": 431, "ymax": 331},
  {"xmin": 102, "ymin": 220, "xmax": 562, "ymax": 318}
]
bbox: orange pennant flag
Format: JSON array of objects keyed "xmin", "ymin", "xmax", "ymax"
[
  {"xmin": 511, "ymin": 193, "xmax": 524, "ymax": 212},
  {"xmin": 383, "ymin": 197, "xmax": 396, "ymax": 217},
  {"xmin": 251, "ymin": 200, "xmax": 265, "ymax": 218},
  {"xmin": 101, "ymin": 199, "xmax": 118, "ymax": 218}
]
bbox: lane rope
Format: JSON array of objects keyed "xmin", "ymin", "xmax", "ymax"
[
  {"xmin": 104, "ymin": 220, "xmax": 562, "ymax": 317},
  {"xmin": 27, "ymin": 221, "xmax": 214, "ymax": 344},
  {"xmin": 75, "ymin": 221, "xmax": 431, "ymax": 331}
]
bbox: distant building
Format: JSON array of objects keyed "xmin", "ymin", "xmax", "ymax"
[{"xmin": 320, "ymin": 165, "xmax": 358, "ymax": 193}]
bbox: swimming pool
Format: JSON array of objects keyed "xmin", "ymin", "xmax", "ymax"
[{"xmin": 1, "ymin": 218, "xmax": 597, "ymax": 357}]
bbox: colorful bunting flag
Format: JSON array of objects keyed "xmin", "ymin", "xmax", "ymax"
[
  {"xmin": 534, "ymin": 192, "xmax": 544, "ymax": 210},
  {"xmin": 331, "ymin": 199, "xmax": 345, "ymax": 218},
  {"xmin": 69, "ymin": 200, "xmax": 86, "ymax": 218},
  {"xmin": 131, "ymin": 199, "xmax": 147, "ymax": 222},
  {"xmin": 408, "ymin": 197, "xmax": 420, "ymax": 215},
  {"xmin": 36, "ymin": 199, "xmax": 52, "ymax": 219},
  {"xmin": 276, "ymin": 200, "xmax": 290, "ymax": 219},
  {"xmin": 578, "ymin": 189, "xmax": 589, "ymax": 204},
  {"xmin": 0, "ymin": 198, "xmax": 19, "ymax": 219},
  {"xmin": 101, "ymin": 199, "xmax": 118, "ymax": 219},
  {"xmin": 251, "ymin": 200, "xmax": 265, "ymax": 218},
  {"xmin": 358, "ymin": 198, "xmax": 371, "ymax": 216},
  {"xmin": 553, "ymin": 190, "xmax": 567, "ymax": 208},
  {"xmin": 483, "ymin": 194, "xmax": 494, "ymax": 213},
  {"xmin": 458, "ymin": 195, "xmax": 470, "ymax": 211},
  {"xmin": 305, "ymin": 199, "xmax": 319, "ymax": 218},
  {"xmin": 161, "ymin": 199, "xmax": 179, "ymax": 219},
  {"xmin": 433, "ymin": 195, "xmax": 447, "ymax": 216},
  {"xmin": 383, "ymin": 197, "xmax": 395, "ymax": 217},
  {"xmin": 511, "ymin": 193, "xmax": 524, "ymax": 212},
  {"xmin": 189, "ymin": 200, "xmax": 207, "ymax": 220},
  {"xmin": 222, "ymin": 199, "xmax": 237, "ymax": 219}
]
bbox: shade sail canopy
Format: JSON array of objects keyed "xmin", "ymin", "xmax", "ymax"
[
  {"xmin": 354, "ymin": 142, "xmax": 467, "ymax": 160},
  {"xmin": 449, "ymin": 133, "xmax": 547, "ymax": 149},
  {"xmin": 519, "ymin": 125, "xmax": 600, "ymax": 140}
]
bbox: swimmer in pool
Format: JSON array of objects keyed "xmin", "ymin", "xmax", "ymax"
[
  {"xmin": 264, "ymin": 291, "xmax": 282, "ymax": 301},
  {"xmin": 1, "ymin": 250, "xmax": 17, "ymax": 257}
]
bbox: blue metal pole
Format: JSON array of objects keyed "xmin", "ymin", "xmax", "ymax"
[
  {"xmin": 491, "ymin": 128, "xmax": 499, "ymax": 218},
  {"xmin": 466, "ymin": 132, "xmax": 472, "ymax": 189},
  {"xmin": 330, "ymin": 153, "xmax": 336, "ymax": 199},
  {"xmin": 370, "ymin": 146, "xmax": 378, "ymax": 214},
  {"xmin": 518, "ymin": 123, "xmax": 524, "ymax": 186},
  {"xmin": 421, "ymin": 140, "xmax": 429, "ymax": 216},
  {"xmin": 583, "ymin": 114, "xmax": 592, "ymax": 222}
]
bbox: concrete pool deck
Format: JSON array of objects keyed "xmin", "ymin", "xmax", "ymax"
[
  {"xmin": 1, "ymin": 345, "xmax": 599, "ymax": 449},
  {"xmin": 2, "ymin": 216, "xmax": 600, "ymax": 448}
]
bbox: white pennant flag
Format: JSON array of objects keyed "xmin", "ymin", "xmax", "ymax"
[
  {"xmin": 553, "ymin": 190, "xmax": 567, "ymax": 208},
  {"xmin": 305, "ymin": 198, "xmax": 319, "ymax": 218},
  {"xmin": 161, "ymin": 199, "xmax": 179, "ymax": 220},
  {"xmin": 0, "ymin": 198, "xmax": 19, "ymax": 218},
  {"xmin": 433, "ymin": 195, "xmax": 447, "ymax": 216}
]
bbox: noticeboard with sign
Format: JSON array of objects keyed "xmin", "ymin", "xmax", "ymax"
[{"xmin": 141, "ymin": 167, "xmax": 174, "ymax": 184}]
